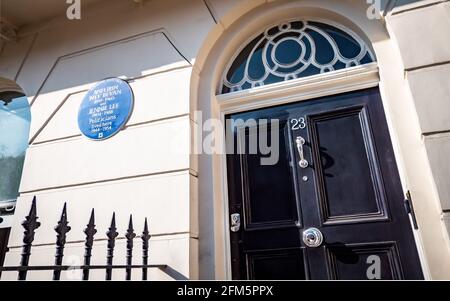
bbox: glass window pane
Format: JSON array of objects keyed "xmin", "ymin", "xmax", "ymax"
[
  {"xmin": 221, "ymin": 20, "xmax": 375, "ymax": 94},
  {"xmin": 0, "ymin": 95, "xmax": 31, "ymax": 203}
]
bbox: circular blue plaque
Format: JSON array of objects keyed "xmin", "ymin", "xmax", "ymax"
[{"xmin": 78, "ymin": 78, "xmax": 134, "ymax": 140}]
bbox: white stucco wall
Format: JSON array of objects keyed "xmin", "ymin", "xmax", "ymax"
[
  {"xmin": 385, "ymin": 0, "xmax": 450, "ymax": 278},
  {"xmin": 0, "ymin": 0, "xmax": 215, "ymax": 280}
]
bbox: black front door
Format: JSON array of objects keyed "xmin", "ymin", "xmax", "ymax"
[{"xmin": 226, "ymin": 87, "xmax": 423, "ymax": 280}]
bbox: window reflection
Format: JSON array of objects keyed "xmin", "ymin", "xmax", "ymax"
[{"xmin": 0, "ymin": 95, "xmax": 31, "ymax": 205}]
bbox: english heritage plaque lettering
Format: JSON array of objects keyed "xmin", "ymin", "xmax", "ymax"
[{"xmin": 78, "ymin": 78, "xmax": 134, "ymax": 140}]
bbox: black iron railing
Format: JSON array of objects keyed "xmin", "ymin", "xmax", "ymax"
[{"xmin": 0, "ymin": 197, "xmax": 167, "ymax": 280}]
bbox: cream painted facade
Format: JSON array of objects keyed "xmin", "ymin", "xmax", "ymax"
[{"xmin": 0, "ymin": 0, "xmax": 449, "ymax": 280}]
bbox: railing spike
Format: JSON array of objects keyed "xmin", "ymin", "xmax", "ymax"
[
  {"xmin": 144, "ymin": 218, "xmax": 149, "ymax": 233},
  {"xmin": 142, "ymin": 217, "xmax": 151, "ymax": 280},
  {"xmin": 53, "ymin": 202, "xmax": 71, "ymax": 280},
  {"xmin": 110, "ymin": 212, "xmax": 116, "ymax": 228},
  {"xmin": 128, "ymin": 215, "xmax": 133, "ymax": 231},
  {"xmin": 125, "ymin": 215, "xmax": 136, "ymax": 280},
  {"xmin": 18, "ymin": 196, "xmax": 41, "ymax": 280},
  {"xmin": 6, "ymin": 207, "xmax": 165, "ymax": 281},
  {"xmin": 88, "ymin": 208, "xmax": 95, "ymax": 226},
  {"xmin": 105, "ymin": 212, "xmax": 118, "ymax": 280},
  {"xmin": 83, "ymin": 208, "xmax": 97, "ymax": 280}
]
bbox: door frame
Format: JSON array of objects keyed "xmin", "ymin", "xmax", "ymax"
[{"xmin": 211, "ymin": 62, "xmax": 428, "ymax": 279}]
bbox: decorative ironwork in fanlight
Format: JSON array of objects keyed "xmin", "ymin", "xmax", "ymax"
[{"xmin": 221, "ymin": 20, "xmax": 375, "ymax": 94}]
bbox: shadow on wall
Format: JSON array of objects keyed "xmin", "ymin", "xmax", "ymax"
[
  {"xmin": 31, "ymin": 31, "xmax": 191, "ymax": 100},
  {"xmin": 378, "ymin": 0, "xmax": 432, "ymax": 17},
  {"xmin": 164, "ymin": 266, "xmax": 189, "ymax": 280},
  {"xmin": 3, "ymin": 0, "xmax": 214, "ymax": 99}
]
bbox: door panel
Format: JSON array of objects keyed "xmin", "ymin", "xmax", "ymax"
[
  {"xmin": 227, "ymin": 112, "xmax": 305, "ymax": 279},
  {"xmin": 226, "ymin": 87, "xmax": 423, "ymax": 280},
  {"xmin": 237, "ymin": 120, "xmax": 298, "ymax": 228},
  {"xmin": 326, "ymin": 242, "xmax": 403, "ymax": 279},
  {"xmin": 309, "ymin": 106, "xmax": 388, "ymax": 225},
  {"xmin": 247, "ymin": 248, "xmax": 307, "ymax": 280}
]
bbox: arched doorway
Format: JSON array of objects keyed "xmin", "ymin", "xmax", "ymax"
[
  {"xmin": 219, "ymin": 19, "xmax": 423, "ymax": 280},
  {"xmin": 191, "ymin": 0, "xmax": 436, "ymax": 279},
  {"xmin": 0, "ymin": 78, "xmax": 31, "ymax": 266}
]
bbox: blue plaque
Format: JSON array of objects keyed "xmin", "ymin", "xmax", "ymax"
[{"xmin": 78, "ymin": 78, "xmax": 134, "ymax": 140}]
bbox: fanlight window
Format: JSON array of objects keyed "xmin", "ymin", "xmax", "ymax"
[{"xmin": 221, "ymin": 20, "xmax": 375, "ymax": 94}]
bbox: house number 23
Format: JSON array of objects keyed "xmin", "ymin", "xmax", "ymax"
[{"xmin": 290, "ymin": 117, "xmax": 306, "ymax": 130}]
